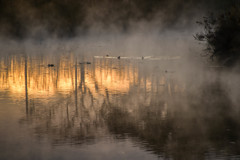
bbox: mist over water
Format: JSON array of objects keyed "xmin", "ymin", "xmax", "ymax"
[
  {"xmin": 0, "ymin": 53, "xmax": 239, "ymax": 160},
  {"xmin": 0, "ymin": 0, "xmax": 233, "ymax": 59},
  {"xmin": 0, "ymin": 0, "xmax": 240, "ymax": 160}
]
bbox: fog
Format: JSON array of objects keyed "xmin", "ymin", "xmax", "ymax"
[
  {"xmin": 0, "ymin": 1, "xmax": 240, "ymax": 159},
  {"xmin": 0, "ymin": 0, "xmax": 238, "ymax": 95},
  {"xmin": 0, "ymin": 0, "xmax": 233, "ymax": 38},
  {"xmin": 0, "ymin": 0, "xmax": 235, "ymax": 59}
]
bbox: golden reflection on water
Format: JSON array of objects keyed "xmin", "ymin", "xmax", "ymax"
[
  {"xmin": 1, "ymin": 55, "xmax": 240, "ymax": 160},
  {"xmin": 0, "ymin": 55, "xmax": 183, "ymax": 100},
  {"xmin": 93, "ymin": 60, "xmax": 139, "ymax": 94},
  {"xmin": 0, "ymin": 56, "xmax": 75, "ymax": 97}
]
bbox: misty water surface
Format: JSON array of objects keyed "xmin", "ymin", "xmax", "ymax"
[{"xmin": 0, "ymin": 53, "xmax": 240, "ymax": 160}]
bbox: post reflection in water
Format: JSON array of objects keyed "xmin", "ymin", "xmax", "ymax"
[
  {"xmin": 75, "ymin": 60, "xmax": 78, "ymax": 115},
  {"xmin": 0, "ymin": 54, "xmax": 240, "ymax": 160},
  {"xmin": 25, "ymin": 56, "xmax": 28, "ymax": 114}
]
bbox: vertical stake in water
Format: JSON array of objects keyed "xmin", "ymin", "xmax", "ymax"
[
  {"xmin": 25, "ymin": 56, "xmax": 28, "ymax": 114},
  {"xmin": 80, "ymin": 63, "xmax": 85, "ymax": 93},
  {"xmin": 75, "ymin": 59, "xmax": 78, "ymax": 115}
]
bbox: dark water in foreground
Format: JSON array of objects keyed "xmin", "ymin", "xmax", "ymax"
[{"xmin": 0, "ymin": 54, "xmax": 240, "ymax": 160}]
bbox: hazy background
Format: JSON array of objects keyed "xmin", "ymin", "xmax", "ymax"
[
  {"xmin": 0, "ymin": 0, "xmax": 236, "ymax": 57},
  {"xmin": 0, "ymin": 0, "xmax": 234, "ymax": 38},
  {"xmin": 1, "ymin": 2, "xmax": 240, "ymax": 159}
]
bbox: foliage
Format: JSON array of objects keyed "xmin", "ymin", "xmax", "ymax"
[{"xmin": 195, "ymin": 6, "xmax": 240, "ymax": 66}]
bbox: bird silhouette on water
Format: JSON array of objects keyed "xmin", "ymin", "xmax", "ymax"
[{"xmin": 48, "ymin": 64, "xmax": 54, "ymax": 67}]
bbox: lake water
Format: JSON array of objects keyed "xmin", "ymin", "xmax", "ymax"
[{"xmin": 0, "ymin": 53, "xmax": 240, "ymax": 160}]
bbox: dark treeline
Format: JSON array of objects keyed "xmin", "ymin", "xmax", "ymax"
[
  {"xmin": 194, "ymin": 0, "xmax": 240, "ymax": 66},
  {"xmin": 0, "ymin": 0, "xmax": 234, "ymax": 39}
]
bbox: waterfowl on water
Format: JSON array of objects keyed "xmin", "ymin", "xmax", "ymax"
[
  {"xmin": 79, "ymin": 62, "xmax": 91, "ymax": 64},
  {"xmin": 117, "ymin": 56, "xmax": 120, "ymax": 59},
  {"xmin": 48, "ymin": 64, "xmax": 54, "ymax": 67}
]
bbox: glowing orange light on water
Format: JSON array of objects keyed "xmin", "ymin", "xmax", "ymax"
[{"xmin": 0, "ymin": 56, "xmax": 183, "ymax": 100}]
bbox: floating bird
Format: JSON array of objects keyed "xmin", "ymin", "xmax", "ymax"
[
  {"xmin": 48, "ymin": 64, "xmax": 54, "ymax": 67},
  {"xmin": 106, "ymin": 54, "xmax": 109, "ymax": 57},
  {"xmin": 79, "ymin": 62, "xmax": 91, "ymax": 64},
  {"xmin": 142, "ymin": 56, "xmax": 144, "ymax": 60},
  {"xmin": 117, "ymin": 56, "xmax": 120, "ymax": 59}
]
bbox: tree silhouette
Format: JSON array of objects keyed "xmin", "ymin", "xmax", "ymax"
[{"xmin": 195, "ymin": 5, "xmax": 240, "ymax": 66}]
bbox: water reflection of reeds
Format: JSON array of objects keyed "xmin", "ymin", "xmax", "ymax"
[
  {"xmin": 1, "ymin": 55, "xmax": 239, "ymax": 159},
  {"xmin": 0, "ymin": 55, "xmax": 181, "ymax": 101}
]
